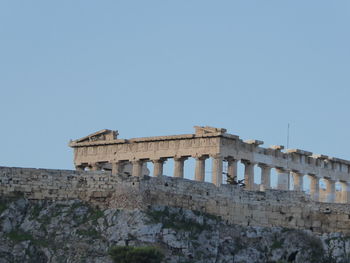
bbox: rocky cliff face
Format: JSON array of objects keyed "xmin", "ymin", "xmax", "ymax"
[{"xmin": 1, "ymin": 196, "xmax": 350, "ymax": 263}]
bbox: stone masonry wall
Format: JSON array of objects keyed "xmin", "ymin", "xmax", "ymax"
[{"xmin": 1, "ymin": 166, "xmax": 350, "ymax": 234}]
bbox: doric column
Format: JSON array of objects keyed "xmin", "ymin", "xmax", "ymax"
[
  {"xmin": 258, "ymin": 164, "xmax": 271, "ymax": 191},
  {"xmin": 291, "ymin": 171, "xmax": 303, "ymax": 191},
  {"xmin": 309, "ymin": 175, "xmax": 320, "ymax": 201},
  {"xmin": 131, "ymin": 160, "xmax": 143, "ymax": 177},
  {"xmin": 276, "ymin": 168, "xmax": 290, "ymax": 190},
  {"xmin": 112, "ymin": 161, "xmax": 125, "ymax": 175},
  {"xmin": 194, "ymin": 156, "xmax": 206, "ymax": 182},
  {"xmin": 152, "ymin": 159, "xmax": 165, "ymax": 177},
  {"xmin": 174, "ymin": 157, "xmax": 187, "ymax": 178},
  {"xmin": 212, "ymin": 154, "xmax": 223, "ymax": 186},
  {"xmin": 325, "ymin": 178, "xmax": 336, "ymax": 203},
  {"xmin": 340, "ymin": 181, "xmax": 350, "ymax": 203},
  {"xmin": 242, "ymin": 160, "xmax": 255, "ymax": 190},
  {"xmin": 227, "ymin": 158, "xmax": 238, "ymax": 184}
]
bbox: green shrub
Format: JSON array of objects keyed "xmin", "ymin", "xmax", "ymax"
[
  {"xmin": 5, "ymin": 229, "xmax": 49, "ymax": 247},
  {"xmin": 0, "ymin": 202, "xmax": 7, "ymax": 214},
  {"xmin": 109, "ymin": 246, "xmax": 164, "ymax": 263},
  {"xmin": 6, "ymin": 230, "xmax": 33, "ymax": 242},
  {"xmin": 146, "ymin": 207, "xmax": 212, "ymax": 236}
]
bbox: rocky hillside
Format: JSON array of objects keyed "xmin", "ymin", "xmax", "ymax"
[{"xmin": 1, "ymin": 195, "xmax": 350, "ymax": 263}]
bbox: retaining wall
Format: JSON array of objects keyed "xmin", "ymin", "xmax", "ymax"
[{"xmin": 1, "ymin": 166, "xmax": 350, "ymax": 234}]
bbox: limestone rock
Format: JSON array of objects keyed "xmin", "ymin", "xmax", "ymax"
[{"xmin": 1, "ymin": 196, "xmax": 350, "ymax": 262}]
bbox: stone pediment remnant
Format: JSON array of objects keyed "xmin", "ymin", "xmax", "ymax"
[
  {"xmin": 245, "ymin": 139, "xmax": 264, "ymax": 146},
  {"xmin": 194, "ymin": 126, "xmax": 227, "ymax": 136},
  {"xmin": 70, "ymin": 129, "xmax": 118, "ymax": 145}
]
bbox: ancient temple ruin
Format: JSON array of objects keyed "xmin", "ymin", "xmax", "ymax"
[{"xmin": 69, "ymin": 126, "xmax": 350, "ymax": 204}]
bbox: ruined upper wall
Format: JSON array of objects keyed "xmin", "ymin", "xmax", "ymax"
[{"xmin": 1, "ymin": 166, "xmax": 350, "ymax": 234}]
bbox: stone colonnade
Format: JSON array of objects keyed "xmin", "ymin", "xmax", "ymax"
[{"xmin": 79, "ymin": 156, "xmax": 350, "ymax": 204}]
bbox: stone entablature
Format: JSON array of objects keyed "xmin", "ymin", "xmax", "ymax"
[
  {"xmin": 1, "ymin": 166, "xmax": 350, "ymax": 234},
  {"xmin": 69, "ymin": 126, "xmax": 350, "ymax": 204}
]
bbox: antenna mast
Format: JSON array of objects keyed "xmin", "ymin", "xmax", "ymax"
[{"xmin": 287, "ymin": 123, "xmax": 290, "ymax": 149}]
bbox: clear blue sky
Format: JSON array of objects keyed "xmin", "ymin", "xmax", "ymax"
[{"xmin": 0, "ymin": 1, "xmax": 349, "ymax": 173}]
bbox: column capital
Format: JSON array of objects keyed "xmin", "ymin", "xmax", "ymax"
[
  {"xmin": 241, "ymin": 159, "xmax": 256, "ymax": 165},
  {"xmin": 308, "ymin": 173, "xmax": 320, "ymax": 179},
  {"xmin": 209, "ymin": 153, "xmax": 223, "ymax": 159},
  {"xmin": 339, "ymin": 180, "xmax": 350, "ymax": 185},
  {"xmin": 192, "ymin": 154, "xmax": 208, "ymax": 160},
  {"xmin": 258, "ymin": 163, "xmax": 271, "ymax": 169},
  {"xmin": 174, "ymin": 156, "xmax": 188, "ymax": 161},
  {"xmin": 275, "ymin": 167, "xmax": 291, "ymax": 173},
  {"xmin": 225, "ymin": 156, "xmax": 238, "ymax": 162},
  {"xmin": 89, "ymin": 162, "xmax": 101, "ymax": 167},
  {"xmin": 111, "ymin": 159, "xmax": 126, "ymax": 163},
  {"xmin": 324, "ymin": 177, "xmax": 336, "ymax": 183},
  {"xmin": 290, "ymin": 170, "xmax": 303, "ymax": 175},
  {"xmin": 151, "ymin": 158, "xmax": 167, "ymax": 163},
  {"xmin": 131, "ymin": 159, "xmax": 143, "ymax": 165}
]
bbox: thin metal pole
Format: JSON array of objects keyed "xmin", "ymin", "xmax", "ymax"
[{"xmin": 287, "ymin": 123, "xmax": 290, "ymax": 149}]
